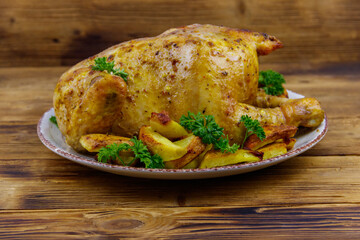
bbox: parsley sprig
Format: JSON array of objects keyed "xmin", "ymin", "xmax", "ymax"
[
  {"xmin": 259, "ymin": 70, "xmax": 285, "ymax": 96},
  {"xmin": 130, "ymin": 137, "xmax": 164, "ymax": 169},
  {"xmin": 239, "ymin": 115, "xmax": 266, "ymax": 148},
  {"xmin": 180, "ymin": 112, "xmax": 239, "ymax": 153},
  {"xmin": 97, "ymin": 136, "xmax": 164, "ymax": 169},
  {"xmin": 92, "ymin": 57, "xmax": 128, "ymax": 82},
  {"xmin": 98, "ymin": 143, "xmax": 132, "ymax": 165},
  {"xmin": 49, "ymin": 116, "xmax": 58, "ymax": 127}
]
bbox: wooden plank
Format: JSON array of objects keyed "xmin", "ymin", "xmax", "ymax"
[
  {"xmin": 0, "ymin": 205, "xmax": 360, "ymax": 239},
  {"xmin": 0, "ymin": 0, "xmax": 359, "ymax": 67},
  {"xmin": 0, "ymin": 67, "xmax": 64, "ymax": 122},
  {"xmin": 1, "ymin": 156, "xmax": 360, "ymax": 210},
  {"xmin": 302, "ymin": 116, "xmax": 360, "ymax": 156}
]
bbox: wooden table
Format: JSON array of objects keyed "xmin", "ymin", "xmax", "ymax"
[
  {"xmin": 1, "ymin": 0, "xmax": 360, "ymax": 238},
  {"xmin": 0, "ymin": 62, "xmax": 359, "ymax": 239}
]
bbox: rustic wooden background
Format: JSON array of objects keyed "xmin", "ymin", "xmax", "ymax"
[
  {"xmin": 0, "ymin": 0, "xmax": 359, "ymax": 67},
  {"xmin": 1, "ymin": 0, "xmax": 360, "ymax": 239}
]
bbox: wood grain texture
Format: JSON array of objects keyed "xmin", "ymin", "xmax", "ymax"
[
  {"xmin": 1, "ymin": 156, "xmax": 360, "ymax": 210},
  {"xmin": 0, "ymin": 0, "xmax": 359, "ymax": 67},
  {"xmin": 1, "ymin": 205, "xmax": 360, "ymax": 239},
  {"xmin": 0, "ymin": 62, "xmax": 359, "ymax": 238}
]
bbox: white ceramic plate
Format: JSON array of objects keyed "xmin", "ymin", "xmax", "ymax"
[{"xmin": 38, "ymin": 90, "xmax": 327, "ymax": 179}]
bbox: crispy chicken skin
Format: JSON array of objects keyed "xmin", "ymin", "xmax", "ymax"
[{"xmin": 54, "ymin": 24, "xmax": 324, "ymax": 152}]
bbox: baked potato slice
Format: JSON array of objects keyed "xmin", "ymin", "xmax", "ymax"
[
  {"xmin": 182, "ymin": 144, "xmax": 213, "ymax": 169},
  {"xmin": 80, "ymin": 134, "xmax": 137, "ymax": 166},
  {"xmin": 275, "ymin": 137, "xmax": 296, "ymax": 150},
  {"xmin": 139, "ymin": 126, "xmax": 187, "ymax": 161},
  {"xmin": 80, "ymin": 134, "xmax": 133, "ymax": 152},
  {"xmin": 150, "ymin": 111, "xmax": 188, "ymax": 140},
  {"xmin": 258, "ymin": 142, "xmax": 288, "ymax": 160},
  {"xmin": 164, "ymin": 135, "xmax": 206, "ymax": 169},
  {"xmin": 182, "ymin": 157, "xmax": 200, "ymax": 169},
  {"xmin": 286, "ymin": 138, "xmax": 296, "ymax": 150},
  {"xmin": 244, "ymin": 124, "xmax": 297, "ymax": 150},
  {"xmin": 199, "ymin": 149, "xmax": 262, "ymax": 169}
]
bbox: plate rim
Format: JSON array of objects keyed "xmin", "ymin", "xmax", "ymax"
[{"xmin": 37, "ymin": 91, "xmax": 328, "ymax": 178}]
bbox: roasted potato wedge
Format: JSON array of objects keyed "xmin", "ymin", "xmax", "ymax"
[
  {"xmin": 199, "ymin": 149, "xmax": 262, "ymax": 169},
  {"xmin": 164, "ymin": 135, "xmax": 206, "ymax": 169},
  {"xmin": 80, "ymin": 134, "xmax": 137, "ymax": 166},
  {"xmin": 275, "ymin": 138, "xmax": 296, "ymax": 150},
  {"xmin": 286, "ymin": 138, "xmax": 296, "ymax": 150},
  {"xmin": 258, "ymin": 142, "xmax": 287, "ymax": 160},
  {"xmin": 182, "ymin": 144, "xmax": 213, "ymax": 169},
  {"xmin": 182, "ymin": 157, "xmax": 200, "ymax": 169},
  {"xmin": 139, "ymin": 126, "xmax": 187, "ymax": 161},
  {"xmin": 244, "ymin": 124, "xmax": 297, "ymax": 150},
  {"xmin": 278, "ymin": 88, "xmax": 289, "ymax": 98},
  {"xmin": 80, "ymin": 134, "xmax": 133, "ymax": 152},
  {"xmin": 150, "ymin": 111, "xmax": 188, "ymax": 140}
]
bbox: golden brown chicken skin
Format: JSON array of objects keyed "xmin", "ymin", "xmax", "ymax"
[{"xmin": 54, "ymin": 24, "xmax": 323, "ymax": 152}]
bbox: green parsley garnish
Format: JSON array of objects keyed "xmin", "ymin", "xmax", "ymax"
[
  {"xmin": 92, "ymin": 57, "xmax": 128, "ymax": 82},
  {"xmin": 239, "ymin": 115, "xmax": 266, "ymax": 148},
  {"xmin": 49, "ymin": 116, "xmax": 58, "ymax": 127},
  {"xmin": 97, "ymin": 136, "xmax": 164, "ymax": 169},
  {"xmin": 130, "ymin": 137, "xmax": 164, "ymax": 169},
  {"xmin": 259, "ymin": 70, "xmax": 285, "ymax": 96},
  {"xmin": 180, "ymin": 112, "xmax": 239, "ymax": 153},
  {"xmin": 97, "ymin": 142, "xmax": 132, "ymax": 165}
]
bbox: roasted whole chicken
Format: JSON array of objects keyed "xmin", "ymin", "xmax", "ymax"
[{"xmin": 54, "ymin": 24, "xmax": 324, "ymax": 152}]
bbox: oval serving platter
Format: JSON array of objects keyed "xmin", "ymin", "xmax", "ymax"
[{"xmin": 38, "ymin": 90, "xmax": 327, "ymax": 180}]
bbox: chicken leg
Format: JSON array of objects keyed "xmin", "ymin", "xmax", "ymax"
[{"xmin": 224, "ymin": 97, "xmax": 324, "ymax": 144}]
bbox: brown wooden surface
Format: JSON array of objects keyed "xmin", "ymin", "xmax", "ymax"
[
  {"xmin": 0, "ymin": 62, "xmax": 359, "ymax": 239},
  {"xmin": 1, "ymin": 0, "xmax": 360, "ymax": 238},
  {"xmin": 0, "ymin": 0, "xmax": 360, "ymax": 67}
]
